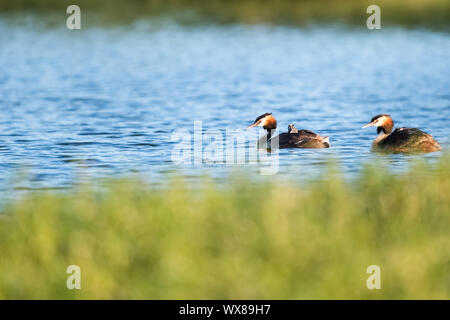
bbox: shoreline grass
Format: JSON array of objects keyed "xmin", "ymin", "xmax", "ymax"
[
  {"xmin": 0, "ymin": 0, "xmax": 449, "ymax": 29},
  {"xmin": 0, "ymin": 156, "xmax": 449, "ymax": 299}
]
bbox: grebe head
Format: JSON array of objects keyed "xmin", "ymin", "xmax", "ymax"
[
  {"xmin": 247, "ymin": 113, "xmax": 277, "ymax": 130},
  {"xmin": 362, "ymin": 114, "xmax": 394, "ymax": 134}
]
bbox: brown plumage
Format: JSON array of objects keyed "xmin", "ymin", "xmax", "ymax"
[
  {"xmin": 362, "ymin": 114, "xmax": 441, "ymax": 153},
  {"xmin": 247, "ymin": 113, "xmax": 330, "ymax": 149}
]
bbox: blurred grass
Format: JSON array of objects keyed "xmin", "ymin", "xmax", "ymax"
[
  {"xmin": 0, "ymin": 0, "xmax": 449, "ymax": 29},
  {"xmin": 0, "ymin": 156, "xmax": 449, "ymax": 299}
]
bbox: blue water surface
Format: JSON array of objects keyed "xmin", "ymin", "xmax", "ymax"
[{"xmin": 0, "ymin": 17, "xmax": 449, "ymax": 195}]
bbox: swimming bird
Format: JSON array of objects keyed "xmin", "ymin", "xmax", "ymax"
[
  {"xmin": 362, "ymin": 114, "xmax": 441, "ymax": 153},
  {"xmin": 247, "ymin": 113, "xmax": 330, "ymax": 149}
]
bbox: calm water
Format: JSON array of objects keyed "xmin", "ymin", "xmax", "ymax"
[{"xmin": 0, "ymin": 18, "xmax": 449, "ymax": 193}]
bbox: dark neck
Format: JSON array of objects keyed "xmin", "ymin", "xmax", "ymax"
[
  {"xmin": 378, "ymin": 125, "xmax": 393, "ymax": 135},
  {"xmin": 266, "ymin": 129, "xmax": 273, "ymax": 140},
  {"xmin": 266, "ymin": 128, "xmax": 275, "ymax": 149}
]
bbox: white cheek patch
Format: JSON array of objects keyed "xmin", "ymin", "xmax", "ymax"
[
  {"xmin": 377, "ymin": 117, "xmax": 388, "ymax": 126},
  {"xmin": 259, "ymin": 117, "xmax": 267, "ymax": 127}
]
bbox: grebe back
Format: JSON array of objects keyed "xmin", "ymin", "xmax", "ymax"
[{"xmin": 247, "ymin": 113, "xmax": 330, "ymax": 149}]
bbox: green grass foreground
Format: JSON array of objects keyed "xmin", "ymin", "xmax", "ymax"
[{"xmin": 0, "ymin": 157, "xmax": 449, "ymax": 299}]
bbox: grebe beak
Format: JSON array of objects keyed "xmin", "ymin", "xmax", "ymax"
[
  {"xmin": 246, "ymin": 121, "xmax": 260, "ymax": 129},
  {"xmin": 362, "ymin": 121, "xmax": 376, "ymax": 129}
]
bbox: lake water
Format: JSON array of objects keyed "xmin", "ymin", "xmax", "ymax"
[{"xmin": 0, "ymin": 17, "xmax": 449, "ymax": 193}]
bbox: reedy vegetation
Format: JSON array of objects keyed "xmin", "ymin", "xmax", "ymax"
[{"xmin": 0, "ymin": 156, "xmax": 449, "ymax": 299}]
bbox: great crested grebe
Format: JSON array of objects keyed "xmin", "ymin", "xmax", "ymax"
[
  {"xmin": 362, "ymin": 114, "xmax": 441, "ymax": 153},
  {"xmin": 247, "ymin": 113, "xmax": 330, "ymax": 149}
]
